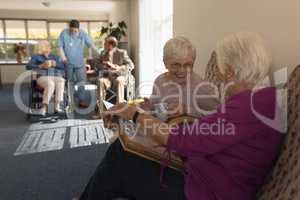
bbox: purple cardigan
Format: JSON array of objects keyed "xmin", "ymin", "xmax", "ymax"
[{"xmin": 167, "ymin": 87, "xmax": 283, "ymax": 200}]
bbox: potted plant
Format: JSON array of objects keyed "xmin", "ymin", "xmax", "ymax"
[
  {"xmin": 99, "ymin": 21, "xmax": 127, "ymax": 41},
  {"xmin": 14, "ymin": 43, "xmax": 27, "ymax": 64}
]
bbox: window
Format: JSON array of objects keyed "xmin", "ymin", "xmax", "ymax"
[
  {"xmin": 0, "ymin": 43, "xmax": 6, "ymax": 63},
  {"xmin": 90, "ymin": 22, "xmax": 105, "ymax": 57},
  {"xmin": 0, "ymin": 21, "xmax": 5, "ymax": 63},
  {"xmin": 27, "ymin": 21, "xmax": 47, "ymax": 57},
  {"xmin": 138, "ymin": 0, "xmax": 173, "ymax": 96},
  {"xmin": 5, "ymin": 20, "xmax": 27, "ymax": 63},
  {"xmin": 80, "ymin": 22, "xmax": 90, "ymax": 58},
  {"xmin": 49, "ymin": 22, "xmax": 67, "ymax": 55},
  {"xmin": 80, "ymin": 22, "xmax": 89, "ymax": 33},
  {"xmin": 49, "ymin": 22, "xmax": 67, "ymax": 40},
  {"xmin": 0, "ymin": 20, "xmax": 4, "ymax": 38},
  {"xmin": 0, "ymin": 19, "xmax": 107, "ymax": 64},
  {"xmin": 6, "ymin": 20, "xmax": 26, "ymax": 39},
  {"xmin": 28, "ymin": 21, "xmax": 47, "ymax": 39}
]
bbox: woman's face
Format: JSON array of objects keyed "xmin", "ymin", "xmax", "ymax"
[
  {"xmin": 165, "ymin": 54, "xmax": 194, "ymax": 84},
  {"xmin": 42, "ymin": 44, "xmax": 51, "ymax": 56}
]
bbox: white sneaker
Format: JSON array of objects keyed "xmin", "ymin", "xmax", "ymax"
[
  {"xmin": 55, "ymin": 104, "xmax": 64, "ymax": 113},
  {"xmin": 38, "ymin": 107, "xmax": 46, "ymax": 116}
]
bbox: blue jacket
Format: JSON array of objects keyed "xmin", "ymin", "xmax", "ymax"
[{"xmin": 26, "ymin": 54, "xmax": 65, "ymax": 77}]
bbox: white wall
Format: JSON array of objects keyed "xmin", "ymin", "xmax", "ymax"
[
  {"xmin": 174, "ymin": 0, "xmax": 300, "ymax": 77},
  {"xmin": 0, "ymin": 65, "xmax": 29, "ymax": 84},
  {"xmin": 0, "ymin": 9, "xmax": 108, "ymax": 21},
  {"xmin": 109, "ymin": 1, "xmax": 131, "ymax": 43},
  {"xmin": 129, "ymin": 0, "xmax": 139, "ymax": 84}
]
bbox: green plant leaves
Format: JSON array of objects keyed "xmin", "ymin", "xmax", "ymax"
[{"xmin": 98, "ymin": 21, "xmax": 128, "ymax": 41}]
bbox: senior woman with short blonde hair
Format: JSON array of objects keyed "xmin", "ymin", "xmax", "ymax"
[
  {"xmin": 147, "ymin": 36, "xmax": 218, "ymax": 119},
  {"xmin": 26, "ymin": 40, "xmax": 65, "ymax": 116},
  {"xmin": 78, "ymin": 32, "xmax": 283, "ymax": 200}
]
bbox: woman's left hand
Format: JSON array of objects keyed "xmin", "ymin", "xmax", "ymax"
[
  {"xmin": 51, "ymin": 60, "xmax": 56, "ymax": 67},
  {"xmin": 167, "ymin": 102, "xmax": 186, "ymax": 118},
  {"xmin": 103, "ymin": 103, "xmax": 138, "ymax": 129}
]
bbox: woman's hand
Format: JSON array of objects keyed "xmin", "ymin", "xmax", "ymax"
[
  {"xmin": 139, "ymin": 98, "xmax": 152, "ymax": 112},
  {"xmin": 51, "ymin": 60, "xmax": 56, "ymax": 67},
  {"xmin": 103, "ymin": 103, "xmax": 138, "ymax": 129},
  {"xmin": 167, "ymin": 102, "xmax": 186, "ymax": 118},
  {"xmin": 39, "ymin": 61, "xmax": 51, "ymax": 69}
]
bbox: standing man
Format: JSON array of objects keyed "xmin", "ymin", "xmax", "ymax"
[
  {"xmin": 58, "ymin": 19, "xmax": 99, "ymax": 108},
  {"xmin": 95, "ymin": 36, "xmax": 134, "ymax": 115}
]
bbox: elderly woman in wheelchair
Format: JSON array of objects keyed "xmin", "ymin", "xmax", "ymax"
[{"xmin": 26, "ymin": 40, "xmax": 65, "ymax": 116}]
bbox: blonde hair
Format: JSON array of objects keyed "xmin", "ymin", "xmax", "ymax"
[
  {"xmin": 36, "ymin": 40, "xmax": 50, "ymax": 54},
  {"xmin": 215, "ymin": 32, "xmax": 271, "ymax": 83},
  {"xmin": 163, "ymin": 36, "xmax": 196, "ymax": 63}
]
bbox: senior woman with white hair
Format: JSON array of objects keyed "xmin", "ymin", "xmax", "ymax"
[
  {"xmin": 143, "ymin": 36, "xmax": 218, "ymax": 119},
  {"xmin": 26, "ymin": 40, "xmax": 65, "ymax": 116},
  {"xmin": 78, "ymin": 32, "xmax": 283, "ymax": 200}
]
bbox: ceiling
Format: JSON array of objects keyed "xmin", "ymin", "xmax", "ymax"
[{"xmin": 0, "ymin": 0, "xmax": 124, "ymax": 12}]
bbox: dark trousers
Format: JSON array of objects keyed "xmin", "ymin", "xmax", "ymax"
[{"xmin": 79, "ymin": 139, "xmax": 186, "ymax": 200}]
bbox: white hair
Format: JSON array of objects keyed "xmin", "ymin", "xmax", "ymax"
[
  {"xmin": 215, "ymin": 32, "xmax": 271, "ymax": 83},
  {"xmin": 105, "ymin": 36, "xmax": 118, "ymax": 47},
  {"xmin": 163, "ymin": 36, "xmax": 196, "ymax": 62},
  {"xmin": 36, "ymin": 40, "xmax": 50, "ymax": 54}
]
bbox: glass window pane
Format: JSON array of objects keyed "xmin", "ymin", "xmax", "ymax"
[
  {"xmin": 80, "ymin": 22, "xmax": 89, "ymax": 34},
  {"xmin": 81, "ymin": 22, "xmax": 90, "ymax": 58},
  {"xmin": 92, "ymin": 40, "xmax": 103, "ymax": 57},
  {"xmin": 0, "ymin": 20, "xmax": 4, "ymax": 38},
  {"xmin": 27, "ymin": 39, "xmax": 39, "ymax": 57},
  {"xmin": 28, "ymin": 21, "xmax": 47, "ymax": 39},
  {"xmin": 49, "ymin": 39, "xmax": 59, "ymax": 55},
  {"xmin": 49, "ymin": 22, "xmax": 67, "ymax": 40},
  {"xmin": 0, "ymin": 41, "xmax": 6, "ymax": 63},
  {"xmin": 6, "ymin": 20, "xmax": 26, "ymax": 39},
  {"xmin": 6, "ymin": 40, "xmax": 28, "ymax": 63},
  {"xmin": 84, "ymin": 47, "xmax": 89, "ymax": 58},
  {"xmin": 90, "ymin": 22, "xmax": 106, "ymax": 40}
]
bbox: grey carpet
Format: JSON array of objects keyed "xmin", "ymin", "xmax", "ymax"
[{"xmin": 0, "ymin": 84, "xmax": 109, "ymax": 200}]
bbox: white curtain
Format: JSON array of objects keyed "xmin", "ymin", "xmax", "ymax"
[{"xmin": 138, "ymin": 0, "xmax": 173, "ymax": 97}]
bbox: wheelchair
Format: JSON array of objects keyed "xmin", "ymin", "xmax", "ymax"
[
  {"xmin": 26, "ymin": 70, "xmax": 74, "ymax": 122},
  {"xmin": 96, "ymin": 69, "xmax": 135, "ymax": 114},
  {"xmin": 86, "ymin": 58, "xmax": 135, "ymax": 114}
]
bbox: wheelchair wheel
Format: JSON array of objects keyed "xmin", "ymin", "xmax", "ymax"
[{"xmin": 64, "ymin": 80, "xmax": 75, "ymax": 119}]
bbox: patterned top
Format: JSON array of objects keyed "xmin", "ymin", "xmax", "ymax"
[{"xmin": 150, "ymin": 72, "xmax": 219, "ymax": 118}]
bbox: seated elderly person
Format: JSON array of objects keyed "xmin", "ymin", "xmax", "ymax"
[
  {"xmin": 95, "ymin": 36, "xmax": 134, "ymax": 116},
  {"xmin": 26, "ymin": 40, "xmax": 65, "ymax": 116},
  {"xmin": 78, "ymin": 32, "xmax": 283, "ymax": 200},
  {"xmin": 145, "ymin": 36, "xmax": 218, "ymax": 120}
]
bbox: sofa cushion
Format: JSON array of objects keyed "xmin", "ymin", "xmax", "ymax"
[{"xmin": 257, "ymin": 66, "xmax": 300, "ymax": 200}]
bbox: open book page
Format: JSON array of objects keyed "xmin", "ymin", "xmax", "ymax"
[
  {"xmin": 103, "ymin": 100, "xmax": 196, "ymax": 170},
  {"xmin": 117, "ymin": 119, "xmax": 184, "ymax": 171}
]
